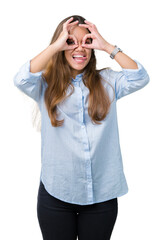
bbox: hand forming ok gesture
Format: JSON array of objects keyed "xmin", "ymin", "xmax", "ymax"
[
  {"xmin": 79, "ymin": 20, "xmax": 109, "ymax": 51},
  {"xmin": 54, "ymin": 17, "xmax": 79, "ymax": 51}
]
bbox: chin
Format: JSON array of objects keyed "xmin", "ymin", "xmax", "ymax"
[{"xmin": 70, "ymin": 62, "xmax": 89, "ymax": 71}]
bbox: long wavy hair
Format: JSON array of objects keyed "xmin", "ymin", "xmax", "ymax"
[{"xmin": 32, "ymin": 15, "xmax": 115, "ymax": 130}]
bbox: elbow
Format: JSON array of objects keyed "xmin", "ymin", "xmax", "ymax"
[
  {"xmin": 144, "ymin": 73, "xmax": 150, "ymax": 86},
  {"xmin": 13, "ymin": 72, "xmax": 25, "ymax": 89},
  {"xmin": 13, "ymin": 73, "xmax": 20, "ymax": 87}
]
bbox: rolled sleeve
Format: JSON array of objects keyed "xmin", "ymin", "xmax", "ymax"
[
  {"xmin": 114, "ymin": 59, "xmax": 150, "ymax": 100},
  {"xmin": 13, "ymin": 60, "xmax": 44, "ymax": 102}
]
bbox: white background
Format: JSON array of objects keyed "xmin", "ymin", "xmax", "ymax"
[{"xmin": 1, "ymin": 0, "xmax": 163, "ymax": 239}]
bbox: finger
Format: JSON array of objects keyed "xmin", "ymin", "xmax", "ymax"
[
  {"xmin": 69, "ymin": 20, "xmax": 79, "ymax": 26},
  {"xmin": 84, "ymin": 19, "xmax": 94, "ymax": 26},
  {"xmin": 66, "ymin": 36, "xmax": 79, "ymax": 49},
  {"xmin": 78, "ymin": 23, "xmax": 92, "ymax": 33},
  {"xmin": 68, "ymin": 20, "xmax": 79, "ymax": 33},
  {"xmin": 67, "ymin": 17, "xmax": 74, "ymax": 23},
  {"xmin": 67, "ymin": 44, "xmax": 79, "ymax": 50},
  {"xmin": 78, "ymin": 23, "xmax": 90, "ymax": 28},
  {"xmin": 82, "ymin": 33, "xmax": 92, "ymax": 42},
  {"xmin": 68, "ymin": 34, "xmax": 78, "ymax": 45},
  {"xmin": 81, "ymin": 42, "xmax": 93, "ymax": 49},
  {"xmin": 81, "ymin": 21, "xmax": 96, "ymax": 31},
  {"xmin": 82, "ymin": 33, "xmax": 95, "ymax": 43},
  {"xmin": 63, "ymin": 17, "xmax": 74, "ymax": 30}
]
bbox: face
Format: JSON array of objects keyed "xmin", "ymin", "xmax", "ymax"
[{"xmin": 64, "ymin": 26, "xmax": 92, "ymax": 79}]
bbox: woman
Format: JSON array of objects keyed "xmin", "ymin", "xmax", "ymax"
[{"xmin": 13, "ymin": 15, "xmax": 150, "ymax": 240}]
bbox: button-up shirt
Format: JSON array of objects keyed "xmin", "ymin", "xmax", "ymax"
[{"xmin": 13, "ymin": 59, "xmax": 150, "ymax": 205}]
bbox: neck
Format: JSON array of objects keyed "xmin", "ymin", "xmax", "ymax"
[{"xmin": 71, "ymin": 70, "xmax": 83, "ymax": 79}]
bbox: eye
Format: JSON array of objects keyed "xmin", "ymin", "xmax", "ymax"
[
  {"xmin": 66, "ymin": 39, "xmax": 75, "ymax": 45},
  {"xmin": 86, "ymin": 38, "xmax": 92, "ymax": 44}
]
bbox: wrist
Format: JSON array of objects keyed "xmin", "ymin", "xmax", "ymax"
[
  {"xmin": 104, "ymin": 43, "xmax": 116, "ymax": 54},
  {"xmin": 50, "ymin": 42, "xmax": 60, "ymax": 54}
]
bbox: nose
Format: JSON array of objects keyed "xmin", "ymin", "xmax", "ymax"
[{"xmin": 75, "ymin": 42, "xmax": 85, "ymax": 50}]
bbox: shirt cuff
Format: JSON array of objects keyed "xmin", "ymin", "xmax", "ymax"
[
  {"xmin": 121, "ymin": 59, "xmax": 148, "ymax": 80},
  {"xmin": 18, "ymin": 59, "xmax": 44, "ymax": 83}
]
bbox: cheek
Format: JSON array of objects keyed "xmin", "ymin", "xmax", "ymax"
[
  {"xmin": 64, "ymin": 51, "xmax": 71, "ymax": 62},
  {"xmin": 87, "ymin": 51, "xmax": 92, "ymax": 61}
]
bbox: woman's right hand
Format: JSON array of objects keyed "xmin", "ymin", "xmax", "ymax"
[{"xmin": 53, "ymin": 17, "xmax": 79, "ymax": 52}]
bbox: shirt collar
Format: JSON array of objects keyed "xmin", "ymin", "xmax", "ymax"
[{"xmin": 71, "ymin": 72, "xmax": 84, "ymax": 82}]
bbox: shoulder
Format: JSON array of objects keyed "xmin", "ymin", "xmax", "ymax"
[
  {"xmin": 98, "ymin": 67, "xmax": 111, "ymax": 75},
  {"xmin": 97, "ymin": 67, "xmax": 115, "ymax": 85}
]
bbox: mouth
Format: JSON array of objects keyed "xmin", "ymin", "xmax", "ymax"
[{"xmin": 72, "ymin": 54, "xmax": 87, "ymax": 63}]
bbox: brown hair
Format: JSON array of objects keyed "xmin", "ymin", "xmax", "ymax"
[{"xmin": 42, "ymin": 15, "xmax": 115, "ymax": 127}]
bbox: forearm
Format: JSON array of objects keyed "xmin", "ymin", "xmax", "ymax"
[
  {"xmin": 104, "ymin": 43, "xmax": 138, "ymax": 69},
  {"xmin": 30, "ymin": 44, "xmax": 59, "ymax": 73}
]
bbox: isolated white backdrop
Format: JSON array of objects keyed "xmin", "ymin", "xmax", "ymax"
[{"xmin": 0, "ymin": 0, "xmax": 163, "ymax": 239}]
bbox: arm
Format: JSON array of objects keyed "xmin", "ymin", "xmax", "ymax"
[
  {"xmin": 30, "ymin": 44, "xmax": 59, "ymax": 73},
  {"xmin": 13, "ymin": 17, "xmax": 80, "ymax": 102},
  {"xmin": 13, "ymin": 60, "xmax": 44, "ymax": 102},
  {"xmin": 13, "ymin": 44, "xmax": 59, "ymax": 102},
  {"xmin": 108, "ymin": 60, "xmax": 150, "ymax": 100},
  {"xmin": 79, "ymin": 20, "xmax": 150, "ymax": 100},
  {"xmin": 104, "ymin": 43, "xmax": 138, "ymax": 69},
  {"xmin": 103, "ymin": 44, "xmax": 150, "ymax": 100},
  {"xmin": 30, "ymin": 17, "xmax": 80, "ymax": 73},
  {"xmin": 79, "ymin": 20, "xmax": 139, "ymax": 70}
]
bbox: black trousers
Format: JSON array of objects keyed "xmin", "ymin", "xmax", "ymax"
[{"xmin": 37, "ymin": 180, "xmax": 118, "ymax": 240}]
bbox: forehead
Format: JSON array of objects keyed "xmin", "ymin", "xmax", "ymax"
[{"xmin": 69, "ymin": 26, "xmax": 89, "ymax": 37}]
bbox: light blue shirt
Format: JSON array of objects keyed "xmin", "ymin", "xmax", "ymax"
[{"xmin": 13, "ymin": 59, "xmax": 150, "ymax": 205}]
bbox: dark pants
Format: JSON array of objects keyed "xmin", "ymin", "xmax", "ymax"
[{"xmin": 37, "ymin": 180, "xmax": 118, "ymax": 240}]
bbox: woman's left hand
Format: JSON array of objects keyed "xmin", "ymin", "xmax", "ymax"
[{"xmin": 79, "ymin": 20, "xmax": 109, "ymax": 51}]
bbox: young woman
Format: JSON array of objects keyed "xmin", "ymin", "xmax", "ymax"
[{"xmin": 13, "ymin": 15, "xmax": 150, "ymax": 240}]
